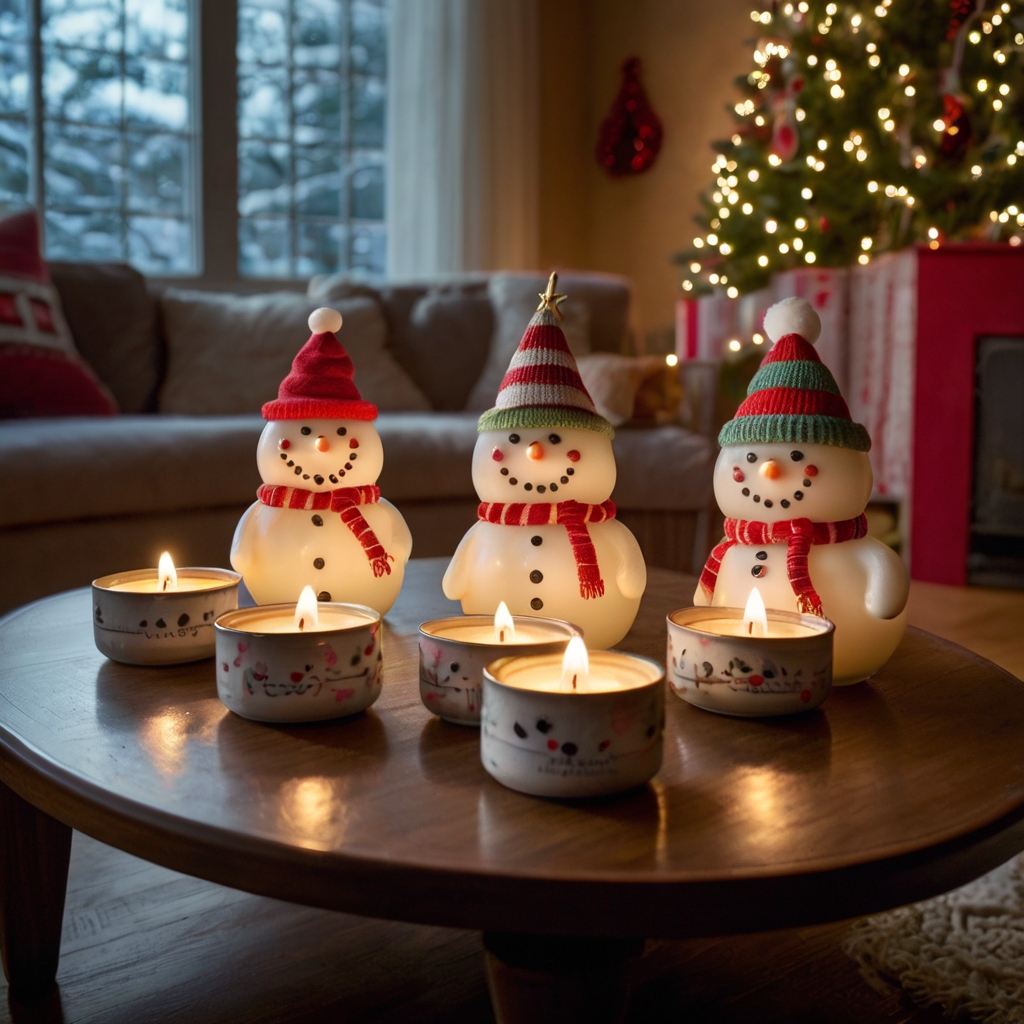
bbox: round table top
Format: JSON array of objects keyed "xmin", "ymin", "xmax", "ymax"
[{"xmin": 2, "ymin": 558, "xmax": 1024, "ymax": 939}]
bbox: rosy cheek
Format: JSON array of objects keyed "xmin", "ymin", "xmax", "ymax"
[
  {"xmin": 349, "ymin": 438, "xmax": 359, "ymax": 449},
  {"xmin": 732, "ymin": 467, "xmax": 745, "ymax": 482},
  {"xmin": 279, "ymin": 439, "xmax": 291, "ymax": 450},
  {"xmin": 492, "ymin": 447, "xmax": 503, "ymax": 462},
  {"xmin": 805, "ymin": 465, "xmax": 819, "ymax": 477},
  {"xmin": 567, "ymin": 450, "xmax": 581, "ymax": 463}
]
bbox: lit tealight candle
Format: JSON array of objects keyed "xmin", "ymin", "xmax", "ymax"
[
  {"xmin": 92, "ymin": 555, "xmax": 240, "ymax": 665},
  {"xmin": 418, "ymin": 606, "xmax": 578, "ymax": 726},
  {"xmin": 480, "ymin": 642, "xmax": 665, "ymax": 798},
  {"xmin": 215, "ymin": 593, "xmax": 382, "ymax": 723},
  {"xmin": 666, "ymin": 589, "xmax": 835, "ymax": 717}
]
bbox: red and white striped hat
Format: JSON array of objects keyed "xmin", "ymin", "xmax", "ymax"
[{"xmin": 477, "ymin": 277, "xmax": 613, "ymax": 438}]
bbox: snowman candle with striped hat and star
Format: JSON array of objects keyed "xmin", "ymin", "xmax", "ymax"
[{"xmin": 442, "ymin": 274, "xmax": 646, "ymax": 649}]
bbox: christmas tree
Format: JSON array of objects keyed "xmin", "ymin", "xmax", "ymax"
[{"xmin": 674, "ymin": 0, "xmax": 1024, "ymax": 297}]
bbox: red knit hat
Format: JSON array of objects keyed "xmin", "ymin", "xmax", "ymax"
[{"xmin": 262, "ymin": 307, "xmax": 377, "ymax": 421}]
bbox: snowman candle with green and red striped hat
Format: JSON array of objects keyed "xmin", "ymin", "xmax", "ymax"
[{"xmin": 695, "ymin": 296, "xmax": 909, "ymax": 687}]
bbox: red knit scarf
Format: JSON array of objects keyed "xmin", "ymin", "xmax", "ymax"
[
  {"xmin": 477, "ymin": 499, "xmax": 616, "ymax": 599},
  {"xmin": 258, "ymin": 484, "xmax": 393, "ymax": 578},
  {"xmin": 699, "ymin": 514, "xmax": 868, "ymax": 617}
]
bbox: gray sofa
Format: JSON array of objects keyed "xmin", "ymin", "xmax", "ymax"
[{"xmin": 0, "ymin": 265, "xmax": 715, "ymax": 614}]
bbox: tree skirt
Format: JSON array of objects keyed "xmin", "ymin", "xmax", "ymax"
[{"xmin": 844, "ymin": 854, "xmax": 1024, "ymax": 1023}]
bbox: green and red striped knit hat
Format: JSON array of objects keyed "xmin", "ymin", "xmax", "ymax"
[
  {"xmin": 719, "ymin": 297, "xmax": 870, "ymax": 452},
  {"xmin": 477, "ymin": 278, "xmax": 614, "ymax": 438}
]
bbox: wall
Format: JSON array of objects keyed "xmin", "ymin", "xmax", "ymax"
[{"xmin": 539, "ymin": 0, "xmax": 755, "ymax": 344}]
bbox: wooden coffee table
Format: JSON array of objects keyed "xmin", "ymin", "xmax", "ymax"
[{"xmin": 3, "ymin": 558, "xmax": 1024, "ymax": 1022}]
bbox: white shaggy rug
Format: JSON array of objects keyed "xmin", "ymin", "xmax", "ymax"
[{"xmin": 844, "ymin": 854, "xmax": 1024, "ymax": 1022}]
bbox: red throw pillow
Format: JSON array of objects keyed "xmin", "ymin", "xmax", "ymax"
[{"xmin": 0, "ymin": 210, "xmax": 117, "ymax": 418}]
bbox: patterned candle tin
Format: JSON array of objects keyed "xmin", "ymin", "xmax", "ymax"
[
  {"xmin": 215, "ymin": 602, "xmax": 382, "ymax": 723},
  {"xmin": 92, "ymin": 568, "xmax": 240, "ymax": 666},
  {"xmin": 666, "ymin": 606, "xmax": 834, "ymax": 717},
  {"xmin": 418, "ymin": 615, "xmax": 579, "ymax": 726},
  {"xmin": 480, "ymin": 651, "xmax": 665, "ymax": 798}
]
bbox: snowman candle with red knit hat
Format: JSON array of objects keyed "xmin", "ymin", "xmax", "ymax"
[
  {"xmin": 231, "ymin": 307, "xmax": 412, "ymax": 614},
  {"xmin": 443, "ymin": 274, "xmax": 646, "ymax": 649},
  {"xmin": 695, "ymin": 297, "xmax": 909, "ymax": 686}
]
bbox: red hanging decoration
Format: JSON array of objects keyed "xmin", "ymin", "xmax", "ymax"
[
  {"xmin": 595, "ymin": 57, "xmax": 663, "ymax": 177},
  {"xmin": 939, "ymin": 92, "xmax": 971, "ymax": 160}
]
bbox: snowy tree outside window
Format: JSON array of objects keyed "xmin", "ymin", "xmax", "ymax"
[{"xmin": 237, "ymin": 0, "xmax": 387, "ymax": 278}]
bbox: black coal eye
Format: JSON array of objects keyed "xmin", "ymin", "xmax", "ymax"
[
  {"xmin": 450, "ymin": 663, "xmax": 459, "ymax": 672},
  {"xmin": 301, "ymin": 426, "xmax": 311, "ymax": 435},
  {"xmin": 549, "ymin": 434, "xmax": 561, "ymax": 444},
  {"xmin": 336, "ymin": 426, "xmax": 347, "ymax": 436},
  {"xmin": 509, "ymin": 434, "xmax": 520, "ymax": 444},
  {"xmin": 746, "ymin": 452, "xmax": 757, "ymax": 463},
  {"xmin": 791, "ymin": 450, "xmax": 804, "ymax": 462}
]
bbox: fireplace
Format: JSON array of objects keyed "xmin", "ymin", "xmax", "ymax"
[{"xmin": 970, "ymin": 335, "xmax": 1024, "ymax": 588}]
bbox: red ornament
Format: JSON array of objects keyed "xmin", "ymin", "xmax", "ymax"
[
  {"xmin": 595, "ymin": 57, "xmax": 663, "ymax": 177},
  {"xmin": 939, "ymin": 93, "xmax": 971, "ymax": 160}
]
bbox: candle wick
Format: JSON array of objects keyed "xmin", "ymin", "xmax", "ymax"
[
  {"xmin": 500, "ymin": 629, "xmax": 505, "ymax": 643},
  {"xmin": 748, "ymin": 620, "xmax": 752, "ymax": 635},
  {"xmin": 298, "ymin": 617, "xmax": 305, "ymax": 631},
  {"xmin": 572, "ymin": 673, "xmax": 577, "ymax": 691}
]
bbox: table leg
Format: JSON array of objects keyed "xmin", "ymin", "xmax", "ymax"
[
  {"xmin": 483, "ymin": 932, "xmax": 645, "ymax": 1024},
  {"xmin": 0, "ymin": 781, "xmax": 72, "ymax": 996}
]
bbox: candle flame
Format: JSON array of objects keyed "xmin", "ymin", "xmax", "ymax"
[
  {"xmin": 294, "ymin": 585, "xmax": 320, "ymax": 631},
  {"xmin": 158, "ymin": 551, "xmax": 177, "ymax": 592},
  {"xmin": 560, "ymin": 635, "xmax": 589, "ymax": 693},
  {"xmin": 494, "ymin": 601, "xmax": 516, "ymax": 644},
  {"xmin": 743, "ymin": 587, "xmax": 768, "ymax": 638}
]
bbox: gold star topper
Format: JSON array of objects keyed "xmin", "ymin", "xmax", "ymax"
[{"xmin": 536, "ymin": 271, "xmax": 567, "ymax": 320}]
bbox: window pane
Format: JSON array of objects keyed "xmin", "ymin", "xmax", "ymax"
[
  {"xmin": 239, "ymin": 140, "xmax": 291, "ymax": 216},
  {"xmin": 124, "ymin": 56, "xmax": 189, "ymax": 130},
  {"xmin": 297, "ymin": 220, "xmax": 342, "ymax": 276},
  {"xmin": 295, "ymin": 146, "xmax": 340, "ymax": 216},
  {"xmin": 238, "ymin": 0, "xmax": 387, "ymax": 278},
  {"xmin": 294, "ymin": 0, "xmax": 341, "ymax": 68},
  {"xmin": 349, "ymin": 158, "xmax": 382, "ymax": 221},
  {"xmin": 351, "ymin": 76, "xmax": 384, "ymax": 148},
  {"xmin": 128, "ymin": 215, "xmax": 191, "ymax": 273},
  {"xmin": 127, "ymin": 131, "xmax": 188, "ymax": 215},
  {"xmin": 350, "ymin": 223, "xmax": 384, "ymax": 274},
  {"xmin": 44, "ymin": 122, "xmax": 121, "ymax": 210},
  {"xmin": 0, "ymin": 38, "xmax": 29, "ymax": 114},
  {"xmin": 0, "ymin": 0, "xmax": 28, "ymax": 40},
  {"xmin": 237, "ymin": 0, "xmax": 287, "ymax": 66},
  {"xmin": 42, "ymin": 0, "xmax": 122, "ymax": 51},
  {"xmin": 238, "ymin": 65, "xmax": 289, "ymax": 140},
  {"xmin": 239, "ymin": 217, "xmax": 291, "ymax": 277},
  {"xmin": 351, "ymin": 0, "xmax": 386, "ymax": 76},
  {"xmin": 125, "ymin": 0, "xmax": 187, "ymax": 61},
  {"xmin": 0, "ymin": 117, "xmax": 30, "ymax": 204},
  {"xmin": 43, "ymin": 46, "xmax": 123, "ymax": 125},
  {"xmin": 45, "ymin": 209, "xmax": 124, "ymax": 260}
]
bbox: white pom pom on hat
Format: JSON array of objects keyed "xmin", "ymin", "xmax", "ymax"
[
  {"xmin": 763, "ymin": 297, "xmax": 821, "ymax": 345},
  {"xmin": 308, "ymin": 306, "xmax": 343, "ymax": 334}
]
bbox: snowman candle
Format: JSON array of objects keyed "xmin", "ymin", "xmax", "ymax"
[
  {"xmin": 443, "ymin": 274, "xmax": 646, "ymax": 649},
  {"xmin": 231, "ymin": 308, "xmax": 412, "ymax": 615},
  {"xmin": 695, "ymin": 297, "xmax": 909, "ymax": 686}
]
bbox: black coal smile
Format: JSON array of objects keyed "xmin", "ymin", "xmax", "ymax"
[{"xmin": 500, "ymin": 466, "xmax": 575, "ymax": 493}]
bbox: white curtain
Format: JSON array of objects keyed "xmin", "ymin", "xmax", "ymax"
[{"xmin": 385, "ymin": 0, "xmax": 540, "ymax": 276}]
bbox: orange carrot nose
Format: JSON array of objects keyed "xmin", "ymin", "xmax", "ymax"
[
  {"xmin": 315, "ymin": 436, "xmax": 330, "ymax": 452},
  {"xmin": 527, "ymin": 441, "xmax": 545, "ymax": 461},
  {"xmin": 759, "ymin": 459, "xmax": 782, "ymax": 480}
]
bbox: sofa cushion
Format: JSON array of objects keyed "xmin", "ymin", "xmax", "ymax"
[
  {"xmin": 307, "ymin": 274, "xmax": 493, "ymax": 407},
  {"xmin": 0, "ymin": 416, "xmax": 265, "ymax": 528},
  {"xmin": 611, "ymin": 426, "xmax": 715, "ymax": 511},
  {"xmin": 0, "ymin": 215, "xmax": 117, "ymax": 420},
  {"xmin": 158, "ymin": 290, "xmax": 431, "ymax": 416},
  {"xmin": 48, "ymin": 261, "xmax": 160, "ymax": 414},
  {"xmin": 466, "ymin": 272, "xmax": 630, "ymax": 411}
]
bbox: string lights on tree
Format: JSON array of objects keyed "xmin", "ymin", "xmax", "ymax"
[{"xmin": 674, "ymin": 0, "xmax": 1024, "ymax": 296}]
